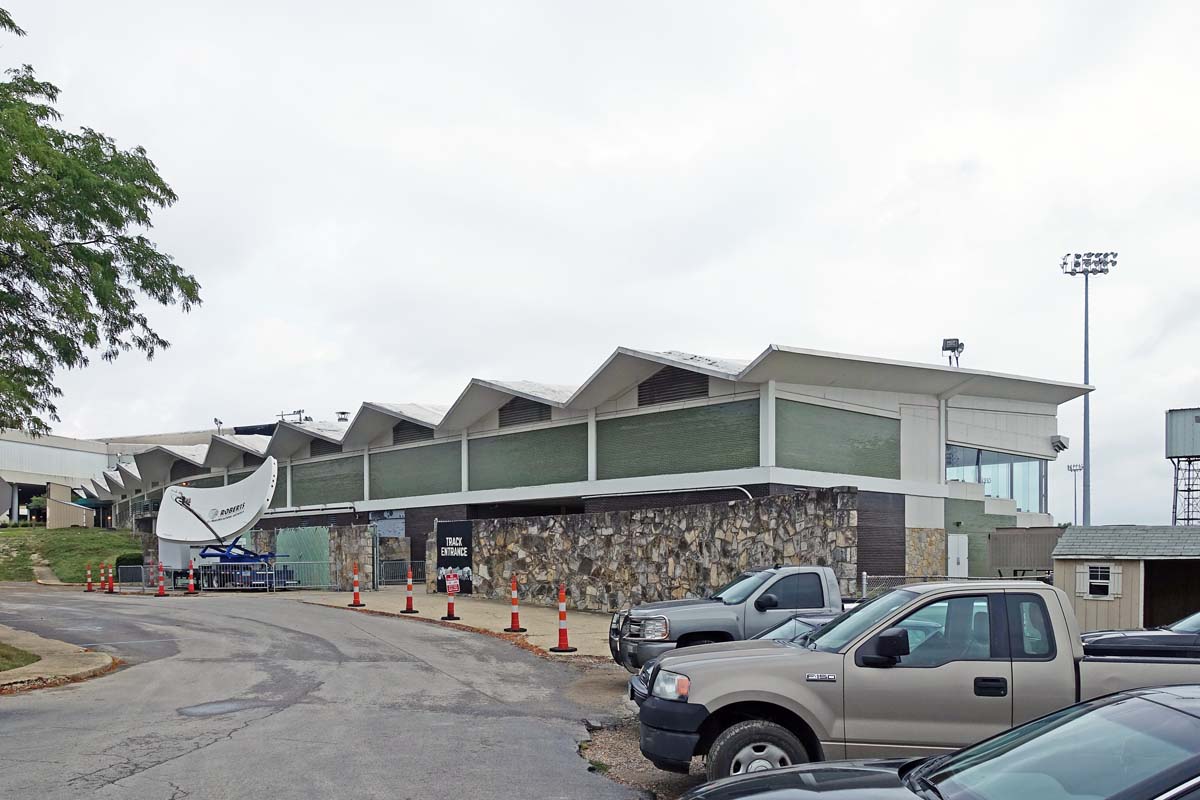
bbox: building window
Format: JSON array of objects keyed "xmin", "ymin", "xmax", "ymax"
[
  {"xmin": 498, "ymin": 396, "xmax": 551, "ymax": 428},
  {"xmin": 392, "ymin": 420, "xmax": 435, "ymax": 445},
  {"xmin": 946, "ymin": 445, "xmax": 1047, "ymax": 513},
  {"xmin": 1075, "ymin": 563, "xmax": 1121, "ymax": 599},
  {"xmin": 637, "ymin": 366, "xmax": 709, "ymax": 407},
  {"xmin": 310, "ymin": 438, "xmax": 342, "ymax": 457}
]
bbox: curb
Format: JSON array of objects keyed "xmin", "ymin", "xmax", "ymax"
[
  {"xmin": 0, "ymin": 657, "xmax": 120, "ymax": 695},
  {"xmin": 299, "ymin": 601, "xmax": 610, "ymax": 664}
]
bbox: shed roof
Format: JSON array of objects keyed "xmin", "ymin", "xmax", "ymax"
[{"xmin": 1052, "ymin": 525, "xmax": 1200, "ymax": 559}]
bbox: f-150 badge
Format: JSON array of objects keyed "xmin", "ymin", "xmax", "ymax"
[{"xmin": 806, "ymin": 673, "xmax": 837, "ymax": 682}]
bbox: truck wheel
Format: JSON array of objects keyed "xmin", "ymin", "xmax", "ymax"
[{"xmin": 707, "ymin": 720, "xmax": 808, "ymax": 782}]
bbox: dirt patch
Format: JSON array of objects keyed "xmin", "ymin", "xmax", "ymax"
[{"xmin": 583, "ymin": 718, "xmax": 706, "ymax": 800}]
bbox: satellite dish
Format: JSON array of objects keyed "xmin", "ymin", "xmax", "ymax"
[{"xmin": 156, "ymin": 458, "xmax": 277, "ymax": 544}]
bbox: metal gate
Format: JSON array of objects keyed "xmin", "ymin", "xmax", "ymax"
[{"xmin": 379, "ymin": 560, "xmax": 425, "ymax": 585}]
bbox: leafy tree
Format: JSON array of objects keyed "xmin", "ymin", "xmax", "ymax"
[
  {"xmin": 27, "ymin": 494, "xmax": 44, "ymax": 511},
  {"xmin": 0, "ymin": 8, "xmax": 201, "ymax": 435}
]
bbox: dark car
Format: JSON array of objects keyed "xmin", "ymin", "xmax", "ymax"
[
  {"xmin": 628, "ymin": 614, "xmax": 831, "ymax": 706},
  {"xmin": 681, "ymin": 685, "xmax": 1200, "ymax": 800},
  {"xmin": 1083, "ymin": 611, "xmax": 1200, "ymax": 658}
]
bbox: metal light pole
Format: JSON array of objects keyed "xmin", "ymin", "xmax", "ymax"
[
  {"xmin": 1067, "ymin": 464, "xmax": 1084, "ymax": 525},
  {"xmin": 1061, "ymin": 252, "xmax": 1116, "ymax": 526}
]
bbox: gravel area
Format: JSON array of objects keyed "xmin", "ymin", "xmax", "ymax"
[{"xmin": 584, "ymin": 718, "xmax": 706, "ymax": 800}]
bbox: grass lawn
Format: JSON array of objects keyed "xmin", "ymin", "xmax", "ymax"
[
  {"xmin": 0, "ymin": 527, "xmax": 142, "ymax": 583},
  {"xmin": 0, "ymin": 641, "xmax": 40, "ymax": 672}
]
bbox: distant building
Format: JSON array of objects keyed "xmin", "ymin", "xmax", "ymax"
[{"xmin": 76, "ymin": 343, "xmax": 1089, "ymax": 575}]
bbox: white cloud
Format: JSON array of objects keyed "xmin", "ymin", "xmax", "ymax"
[{"xmin": 7, "ymin": 0, "xmax": 1199, "ymax": 524}]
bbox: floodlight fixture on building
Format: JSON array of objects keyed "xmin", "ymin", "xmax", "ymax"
[
  {"xmin": 214, "ymin": 417, "xmax": 224, "ymax": 435},
  {"xmin": 336, "ymin": 411, "xmax": 351, "ymax": 422},
  {"xmin": 942, "ymin": 338, "xmax": 965, "ymax": 367}
]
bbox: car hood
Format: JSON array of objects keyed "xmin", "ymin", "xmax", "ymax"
[
  {"xmin": 659, "ymin": 639, "xmax": 790, "ymax": 665},
  {"xmin": 628, "ymin": 598, "xmax": 719, "ymax": 616},
  {"xmin": 657, "ymin": 640, "xmax": 828, "ymax": 672},
  {"xmin": 683, "ymin": 759, "xmax": 913, "ymax": 799}
]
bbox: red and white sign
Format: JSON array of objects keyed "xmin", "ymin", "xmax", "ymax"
[{"xmin": 445, "ymin": 572, "xmax": 460, "ymax": 595}]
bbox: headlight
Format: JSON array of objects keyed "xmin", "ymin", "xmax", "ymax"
[
  {"xmin": 652, "ymin": 669, "xmax": 691, "ymax": 702},
  {"xmin": 640, "ymin": 616, "xmax": 669, "ymax": 641}
]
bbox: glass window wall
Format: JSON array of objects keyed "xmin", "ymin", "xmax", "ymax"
[{"xmin": 946, "ymin": 445, "xmax": 1046, "ymax": 513}]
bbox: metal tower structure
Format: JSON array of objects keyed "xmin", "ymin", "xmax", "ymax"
[
  {"xmin": 1172, "ymin": 457, "xmax": 1200, "ymax": 526},
  {"xmin": 1167, "ymin": 409, "xmax": 1200, "ymax": 525}
]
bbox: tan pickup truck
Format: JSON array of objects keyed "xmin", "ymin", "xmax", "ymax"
[{"xmin": 638, "ymin": 580, "xmax": 1200, "ymax": 782}]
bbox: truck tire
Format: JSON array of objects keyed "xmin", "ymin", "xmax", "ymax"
[{"xmin": 706, "ymin": 720, "xmax": 808, "ymax": 782}]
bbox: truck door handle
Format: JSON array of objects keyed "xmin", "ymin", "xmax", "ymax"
[{"xmin": 974, "ymin": 677, "xmax": 1008, "ymax": 697}]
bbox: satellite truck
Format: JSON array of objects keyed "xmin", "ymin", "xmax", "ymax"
[{"xmin": 154, "ymin": 458, "xmax": 292, "ymax": 589}]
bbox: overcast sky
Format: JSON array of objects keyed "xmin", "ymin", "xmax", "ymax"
[{"xmin": 7, "ymin": 2, "xmax": 1198, "ymax": 525}]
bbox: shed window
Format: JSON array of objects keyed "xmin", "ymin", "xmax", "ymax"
[
  {"xmin": 637, "ymin": 366, "xmax": 709, "ymax": 407},
  {"xmin": 498, "ymin": 396, "xmax": 551, "ymax": 428},
  {"xmin": 392, "ymin": 420, "xmax": 435, "ymax": 446},
  {"xmin": 309, "ymin": 439, "xmax": 343, "ymax": 457},
  {"xmin": 1075, "ymin": 563, "xmax": 1122, "ymax": 599}
]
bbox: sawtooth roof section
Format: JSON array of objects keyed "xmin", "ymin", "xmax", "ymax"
[
  {"xmin": 436, "ymin": 379, "xmax": 576, "ymax": 434},
  {"xmin": 1052, "ymin": 526, "xmax": 1200, "ymax": 559},
  {"xmin": 102, "ymin": 469, "xmax": 125, "ymax": 494},
  {"xmin": 342, "ymin": 402, "xmax": 449, "ymax": 448},
  {"xmin": 738, "ymin": 345, "xmax": 1091, "ymax": 406},
  {"xmin": 567, "ymin": 347, "xmax": 746, "ymax": 409},
  {"xmin": 204, "ymin": 434, "xmax": 271, "ymax": 467},
  {"xmin": 265, "ymin": 419, "xmax": 350, "ymax": 458}
]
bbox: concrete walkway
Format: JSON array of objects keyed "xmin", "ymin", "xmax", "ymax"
[
  {"xmin": 301, "ymin": 587, "xmax": 614, "ymax": 658},
  {"xmin": 0, "ymin": 622, "xmax": 114, "ymax": 691}
]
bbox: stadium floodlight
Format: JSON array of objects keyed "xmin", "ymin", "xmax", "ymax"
[
  {"xmin": 1067, "ymin": 463, "xmax": 1084, "ymax": 525},
  {"xmin": 1061, "ymin": 251, "xmax": 1116, "ymax": 525},
  {"xmin": 214, "ymin": 417, "xmax": 224, "ymax": 435},
  {"xmin": 941, "ymin": 338, "xmax": 965, "ymax": 367}
]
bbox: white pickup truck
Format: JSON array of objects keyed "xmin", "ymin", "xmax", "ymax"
[{"xmin": 639, "ymin": 580, "xmax": 1200, "ymax": 782}]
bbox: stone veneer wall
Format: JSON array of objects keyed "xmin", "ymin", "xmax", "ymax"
[
  {"xmin": 905, "ymin": 528, "xmax": 947, "ymax": 577},
  {"xmin": 429, "ymin": 488, "xmax": 858, "ymax": 612}
]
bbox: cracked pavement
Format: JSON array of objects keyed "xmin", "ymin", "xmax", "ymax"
[{"xmin": 0, "ymin": 585, "xmax": 637, "ymax": 799}]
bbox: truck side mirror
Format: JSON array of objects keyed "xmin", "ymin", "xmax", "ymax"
[
  {"xmin": 876, "ymin": 627, "xmax": 911, "ymax": 658},
  {"xmin": 754, "ymin": 593, "xmax": 779, "ymax": 612}
]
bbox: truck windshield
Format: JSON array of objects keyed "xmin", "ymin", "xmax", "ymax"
[
  {"xmin": 711, "ymin": 572, "xmax": 771, "ymax": 605},
  {"xmin": 1168, "ymin": 611, "xmax": 1200, "ymax": 633},
  {"xmin": 807, "ymin": 589, "xmax": 917, "ymax": 652}
]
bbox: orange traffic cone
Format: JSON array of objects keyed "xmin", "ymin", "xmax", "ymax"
[
  {"xmin": 549, "ymin": 582, "xmax": 577, "ymax": 653},
  {"xmin": 400, "ymin": 567, "xmax": 418, "ymax": 614},
  {"xmin": 503, "ymin": 575, "xmax": 526, "ymax": 633},
  {"xmin": 348, "ymin": 562, "xmax": 365, "ymax": 607}
]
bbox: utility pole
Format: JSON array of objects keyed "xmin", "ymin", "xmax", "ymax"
[
  {"xmin": 1061, "ymin": 252, "xmax": 1116, "ymax": 525},
  {"xmin": 1068, "ymin": 464, "xmax": 1084, "ymax": 525}
]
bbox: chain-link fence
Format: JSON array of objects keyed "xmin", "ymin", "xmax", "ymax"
[
  {"xmin": 379, "ymin": 560, "xmax": 425, "ymax": 585},
  {"xmin": 859, "ymin": 572, "xmax": 1053, "ymax": 599}
]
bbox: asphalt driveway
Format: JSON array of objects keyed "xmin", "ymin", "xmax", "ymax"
[{"xmin": 0, "ymin": 585, "xmax": 637, "ymax": 800}]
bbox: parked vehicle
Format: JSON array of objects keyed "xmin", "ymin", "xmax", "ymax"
[
  {"xmin": 639, "ymin": 580, "xmax": 1200, "ymax": 782},
  {"xmin": 610, "ymin": 566, "xmax": 844, "ymax": 673},
  {"xmin": 1083, "ymin": 610, "xmax": 1200, "ymax": 658},
  {"xmin": 629, "ymin": 614, "xmax": 834, "ymax": 706},
  {"xmin": 680, "ymin": 684, "xmax": 1200, "ymax": 799}
]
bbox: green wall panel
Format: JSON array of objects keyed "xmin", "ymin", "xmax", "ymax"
[
  {"xmin": 944, "ymin": 498, "xmax": 1017, "ymax": 578},
  {"xmin": 775, "ymin": 400, "xmax": 901, "ymax": 479},
  {"xmin": 369, "ymin": 441, "xmax": 461, "ymax": 499},
  {"xmin": 185, "ymin": 475, "xmax": 225, "ymax": 489},
  {"xmin": 597, "ymin": 400, "xmax": 759, "ymax": 480},
  {"xmin": 270, "ymin": 467, "xmax": 287, "ymax": 508},
  {"xmin": 227, "ymin": 470, "xmax": 254, "ymax": 485},
  {"xmin": 469, "ymin": 424, "xmax": 588, "ymax": 491},
  {"xmin": 291, "ymin": 456, "xmax": 363, "ymax": 506}
]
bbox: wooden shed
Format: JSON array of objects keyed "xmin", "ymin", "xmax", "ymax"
[{"xmin": 1052, "ymin": 525, "xmax": 1200, "ymax": 632}]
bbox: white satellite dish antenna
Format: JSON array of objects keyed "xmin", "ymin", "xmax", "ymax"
[{"xmin": 156, "ymin": 457, "xmax": 277, "ymax": 545}]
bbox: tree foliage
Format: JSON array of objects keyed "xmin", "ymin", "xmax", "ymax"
[{"xmin": 0, "ymin": 8, "xmax": 200, "ymax": 435}]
